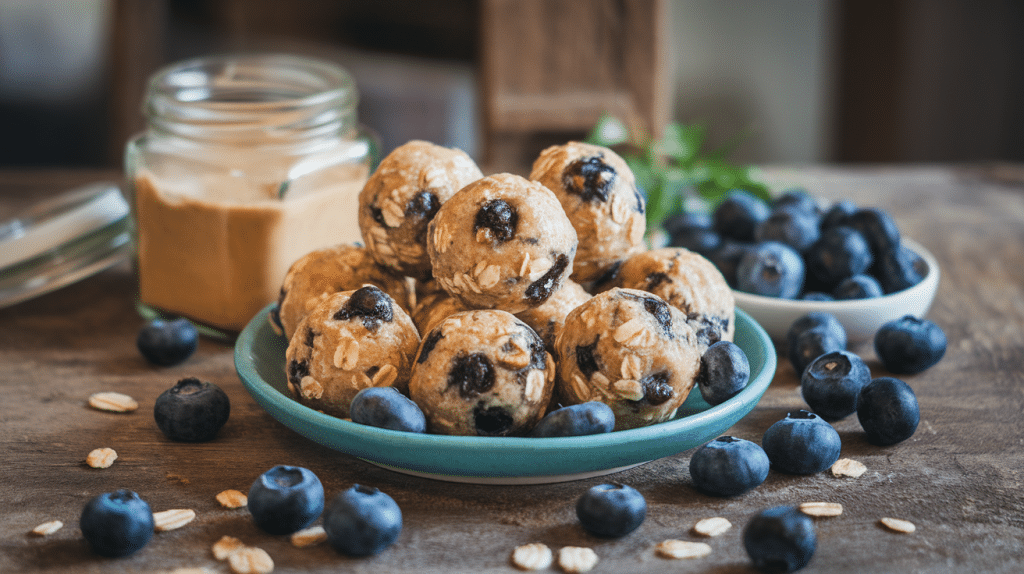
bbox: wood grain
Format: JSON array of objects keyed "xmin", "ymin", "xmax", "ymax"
[{"xmin": 1, "ymin": 166, "xmax": 1023, "ymax": 573}]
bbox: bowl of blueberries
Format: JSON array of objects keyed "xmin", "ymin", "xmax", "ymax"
[{"xmin": 662, "ymin": 188, "xmax": 940, "ymax": 344}]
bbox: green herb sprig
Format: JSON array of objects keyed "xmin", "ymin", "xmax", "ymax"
[{"xmin": 584, "ymin": 114, "xmax": 771, "ymax": 231}]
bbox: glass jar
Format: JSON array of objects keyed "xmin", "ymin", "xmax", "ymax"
[{"xmin": 125, "ymin": 54, "xmax": 377, "ymax": 340}]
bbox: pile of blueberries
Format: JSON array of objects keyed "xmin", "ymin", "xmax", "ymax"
[{"xmin": 663, "ymin": 188, "xmax": 928, "ymax": 300}]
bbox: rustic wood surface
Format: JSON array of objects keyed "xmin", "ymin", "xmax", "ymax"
[{"xmin": 1, "ymin": 166, "xmax": 1022, "ymax": 573}]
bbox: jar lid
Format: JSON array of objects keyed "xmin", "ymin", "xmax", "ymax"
[{"xmin": 0, "ymin": 181, "xmax": 130, "ymax": 309}]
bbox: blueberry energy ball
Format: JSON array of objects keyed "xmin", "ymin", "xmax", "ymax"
[
  {"xmin": 514, "ymin": 279, "xmax": 592, "ymax": 353},
  {"xmin": 427, "ymin": 173, "xmax": 578, "ymax": 313},
  {"xmin": 358, "ymin": 140, "xmax": 483, "ymax": 280},
  {"xmin": 409, "ymin": 310, "xmax": 555, "ymax": 436},
  {"xmin": 612, "ymin": 247, "xmax": 735, "ymax": 351},
  {"xmin": 555, "ymin": 288, "xmax": 702, "ymax": 430},
  {"xmin": 277, "ymin": 243, "xmax": 411, "ymax": 341},
  {"xmin": 530, "ymin": 141, "xmax": 646, "ymax": 283},
  {"xmin": 286, "ymin": 286, "xmax": 420, "ymax": 418}
]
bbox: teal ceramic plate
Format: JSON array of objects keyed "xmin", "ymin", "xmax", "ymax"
[{"xmin": 235, "ymin": 305, "xmax": 776, "ymax": 484}]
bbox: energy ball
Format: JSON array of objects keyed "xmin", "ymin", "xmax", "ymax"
[
  {"xmin": 410, "ymin": 285, "xmax": 473, "ymax": 337},
  {"xmin": 514, "ymin": 279, "xmax": 592, "ymax": 353},
  {"xmin": 555, "ymin": 288, "xmax": 701, "ymax": 430},
  {"xmin": 426, "ymin": 173, "xmax": 578, "ymax": 313},
  {"xmin": 277, "ymin": 243, "xmax": 411, "ymax": 341},
  {"xmin": 530, "ymin": 141, "xmax": 646, "ymax": 284},
  {"xmin": 358, "ymin": 140, "xmax": 483, "ymax": 280},
  {"xmin": 613, "ymin": 247, "xmax": 735, "ymax": 352},
  {"xmin": 286, "ymin": 286, "xmax": 420, "ymax": 418},
  {"xmin": 409, "ymin": 310, "xmax": 556, "ymax": 436}
]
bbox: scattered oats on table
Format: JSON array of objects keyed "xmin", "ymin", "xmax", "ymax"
[
  {"xmin": 212, "ymin": 535, "xmax": 246, "ymax": 560},
  {"xmin": 693, "ymin": 516, "xmax": 732, "ymax": 537},
  {"xmin": 655, "ymin": 539, "xmax": 713, "ymax": 559},
  {"xmin": 880, "ymin": 517, "xmax": 916, "ymax": 533},
  {"xmin": 228, "ymin": 546, "xmax": 274, "ymax": 574},
  {"xmin": 153, "ymin": 508, "xmax": 196, "ymax": 531},
  {"xmin": 290, "ymin": 525, "xmax": 327, "ymax": 548},
  {"xmin": 557, "ymin": 546, "xmax": 599, "ymax": 573},
  {"xmin": 799, "ymin": 502, "xmax": 844, "ymax": 517},
  {"xmin": 87, "ymin": 391, "xmax": 138, "ymax": 413},
  {"xmin": 832, "ymin": 458, "xmax": 867, "ymax": 478},
  {"xmin": 29, "ymin": 520, "xmax": 63, "ymax": 536},
  {"xmin": 85, "ymin": 447, "xmax": 117, "ymax": 468},
  {"xmin": 216, "ymin": 489, "xmax": 248, "ymax": 508},
  {"xmin": 511, "ymin": 542, "xmax": 553, "ymax": 571}
]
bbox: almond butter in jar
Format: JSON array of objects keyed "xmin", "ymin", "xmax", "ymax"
[{"xmin": 124, "ymin": 54, "xmax": 377, "ymax": 339}]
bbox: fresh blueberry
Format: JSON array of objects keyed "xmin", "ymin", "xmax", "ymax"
[
  {"xmin": 153, "ymin": 377, "xmax": 230, "ymax": 442},
  {"xmin": 350, "ymin": 387, "xmax": 426, "ymax": 433},
  {"xmin": 801, "ymin": 350, "xmax": 871, "ymax": 421},
  {"xmin": 833, "ymin": 273, "xmax": 884, "ymax": 300},
  {"xmin": 688, "ymin": 436, "xmax": 770, "ymax": 497},
  {"xmin": 754, "ymin": 208, "xmax": 820, "ymax": 253},
  {"xmin": 874, "ymin": 315, "xmax": 946, "ymax": 374},
  {"xmin": 706, "ymin": 240, "xmax": 755, "ymax": 288},
  {"xmin": 529, "ymin": 401, "xmax": 615, "ymax": 437},
  {"xmin": 786, "ymin": 312, "xmax": 847, "ymax": 355},
  {"xmin": 848, "ymin": 207, "xmax": 901, "ymax": 260},
  {"xmin": 771, "ymin": 188, "xmax": 821, "ymax": 218},
  {"xmin": 820, "ymin": 199, "xmax": 858, "ymax": 230},
  {"xmin": 788, "ymin": 326, "xmax": 846, "ymax": 377},
  {"xmin": 804, "ymin": 226, "xmax": 873, "ymax": 286},
  {"xmin": 762, "ymin": 410, "xmax": 842, "ymax": 475},
  {"xmin": 857, "ymin": 377, "xmax": 920, "ymax": 446},
  {"xmin": 667, "ymin": 226, "xmax": 722, "ymax": 256},
  {"xmin": 248, "ymin": 465, "xmax": 324, "ymax": 535},
  {"xmin": 696, "ymin": 341, "xmax": 750, "ymax": 406},
  {"xmin": 736, "ymin": 241, "xmax": 805, "ymax": 299},
  {"xmin": 875, "ymin": 244, "xmax": 927, "ymax": 294},
  {"xmin": 661, "ymin": 211, "xmax": 712, "ymax": 237},
  {"xmin": 576, "ymin": 483, "xmax": 647, "ymax": 538},
  {"xmin": 714, "ymin": 190, "xmax": 770, "ymax": 242},
  {"xmin": 323, "ymin": 484, "xmax": 402, "ymax": 556},
  {"xmin": 80, "ymin": 490, "xmax": 154, "ymax": 558},
  {"xmin": 743, "ymin": 506, "xmax": 816, "ymax": 573},
  {"xmin": 136, "ymin": 318, "xmax": 198, "ymax": 366}
]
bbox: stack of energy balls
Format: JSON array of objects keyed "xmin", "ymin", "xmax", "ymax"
[{"xmin": 277, "ymin": 140, "xmax": 735, "ymax": 436}]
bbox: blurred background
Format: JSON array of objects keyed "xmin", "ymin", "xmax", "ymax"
[{"xmin": 0, "ymin": 0, "xmax": 1021, "ymax": 173}]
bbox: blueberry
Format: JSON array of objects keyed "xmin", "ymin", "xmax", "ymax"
[
  {"xmin": 333, "ymin": 286, "xmax": 394, "ymax": 331},
  {"xmin": 248, "ymin": 465, "xmax": 324, "ymax": 535},
  {"xmin": 876, "ymin": 244, "xmax": 927, "ymax": 294},
  {"xmin": 153, "ymin": 377, "xmax": 230, "ymax": 442},
  {"xmin": 804, "ymin": 226, "xmax": 873, "ymax": 286},
  {"xmin": 350, "ymin": 387, "xmax": 426, "ymax": 433},
  {"xmin": 474, "ymin": 199, "xmax": 518, "ymax": 242},
  {"xmin": 762, "ymin": 410, "xmax": 842, "ymax": 474},
  {"xmin": 786, "ymin": 312, "xmax": 846, "ymax": 356},
  {"xmin": 529, "ymin": 401, "xmax": 615, "ymax": 437},
  {"xmin": 788, "ymin": 326, "xmax": 846, "ymax": 377},
  {"xmin": 833, "ymin": 273, "xmax": 884, "ymax": 300},
  {"xmin": 820, "ymin": 199, "xmax": 858, "ymax": 230},
  {"xmin": 714, "ymin": 190, "xmax": 770, "ymax": 242},
  {"xmin": 323, "ymin": 484, "xmax": 403, "ymax": 556},
  {"xmin": 754, "ymin": 208, "xmax": 820, "ymax": 253},
  {"xmin": 801, "ymin": 350, "xmax": 870, "ymax": 421},
  {"xmin": 771, "ymin": 188, "xmax": 821, "ymax": 218},
  {"xmin": 136, "ymin": 318, "xmax": 198, "ymax": 366},
  {"xmin": 696, "ymin": 341, "xmax": 751, "ymax": 406},
  {"xmin": 667, "ymin": 226, "xmax": 723, "ymax": 256},
  {"xmin": 848, "ymin": 207, "xmax": 901, "ymax": 260},
  {"xmin": 706, "ymin": 240, "xmax": 755, "ymax": 288},
  {"xmin": 857, "ymin": 377, "xmax": 920, "ymax": 446},
  {"xmin": 743, "ymin": 506, "xmax": 816, "ymax": 573},
  {"xmin": 736, "ymin": 241, "xmax": 805, "ymax": 299},
  {"xmin": 576, "ymin": 483, "xmax": 647, "ymax": 538},
  {"xmin": 688, "ymin": 436, "xmax": 770, "ymax": 497},
  {"xmin": 661, "ymin": 211, "xmax": 712, "ymax": 237},
  {"xmin": 80, "ymin": 490, "xmax": 154, "ymax": 558},
  {"xmin": 874, "ymin": 315, "xmax": 946, "ymax": 374}
]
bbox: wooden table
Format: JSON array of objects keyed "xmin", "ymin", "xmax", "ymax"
[{"xmin": 2, "ymin": 166, "xmax": 1022, "ymax": 573}]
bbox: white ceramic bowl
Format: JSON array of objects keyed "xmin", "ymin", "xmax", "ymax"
[{"xmin": 732, "ymin": 238, "xmax": 940, "ymax": 345}]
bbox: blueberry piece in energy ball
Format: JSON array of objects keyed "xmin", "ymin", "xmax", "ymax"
[
  {"xmin": 153, "ymin": 377, "xmax": 230, "ymax": 442},
  {"xmin": 800, "ymin": 350, "xmax": 870, "ymax": 421},
  {"xmin": 696, "ymin": 341, "xmax": 751, "ymax": 406},
  {"xmin": 689, "ymin": 436, "xmax": 770, "ymax": 497},
  {"xmin": 136, "ymin": 317, "xmax": 198, "ymax": 366},
  {"xmin": 349, "ymin": 387, "xmax": 426, "ymax": 433},
  {"xmin": 474, "ymin": 199, "xmax": 518, "ymax": 243},
  {"xmin": 576, "ymin": 483, "xmax": 647, "ymax": 538},
  {"xmin": 80, "ymin": 490, "xmax": 154, "ymax": 557},
  {"xmin": 332, "ymin": 285, "xmax": 394, "ymax": 331},
  {"xmin": 248, "ymin": 466, "xmax": 325, "ymax": 535},
  {"xmin": 736, "ymin": 241, "xmax": 805, "ymax": 299},
  {"xmin": 743, "ymin": 506, "xmax": 816, "ymax": 573},
  {"xmin": 529, "ymin": 401, "xmax": 615, "ymax": 437},
  {"xmin": 324, "ymin": 484, "xmax": 402, "ymax": 557},
  {"xmin": 761, "ymin": 410, "xmax": 842, "ymax": 475},
  {"xmin": 874, "ymin": 315, "xmax": 947, "ymax": 374},
  {"xmin": 857, "ymin": 377, "xmax": 920, "ymax": 446}
]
